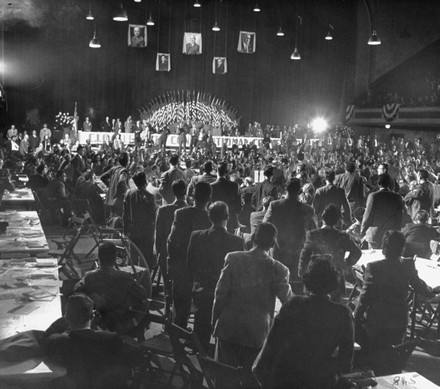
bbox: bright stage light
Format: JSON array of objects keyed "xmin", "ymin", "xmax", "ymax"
[{"xmin": 311, "ymin": 117, "xmax": 328, "ymax": 133}]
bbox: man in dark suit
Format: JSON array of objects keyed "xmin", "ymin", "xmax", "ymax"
[
  {"xmin": 159, "ymin": 154, "xmax": 185, "ymax": 205},
  {"xmin": 377, "ymin": 163, "xmax": 399, "ymax": 193},
  {"xmin": 210, "ymin": 162, "xmax": 241, "ymax": 233},
  {"xmin": 187, "ymin": 201, "xmax": 244, "ymax": 351},
  {"xmin": 187, "ymin": 160, "xmax": 217, "ymax": 198},
  {"xmin": 167, "ymin": 182, "xmax": 212, "ymax": 328},
  {"xmin": 158, "ymin": 54, "xmax": 169, "ymax": 71},
  {"xmin": 250, "ymin": 196, "xmax": 273, "ymax": 234},
  {"xmin": 101, "ymin": 116, "xmax": 112, "ymax": 132},
  {"xmin": 185, "ymin": 35, "xmax": 200, "ymax": 55},
  {"xmin": 313, "ymin": 169, "xmax": 351, "ymax": 227},
  {"xmin": 240, "ymin": 33, "xmax": 254, "ymax": 53},
  {"xmin": 264, "ymin": 178, "xmax": 317, "ymax": 281},
  {"xmin": 155, "ymin": 179, "xmax": 188, "ymax": 316},
  {"xmin": 252, "ymin": 166, "xmax": 278, "ymax": 211},
  {"xmin": 335, "ymin": 162, "xmax": 365, "ymax": 218},
  {"xmin": 361, "ymin": 173, "xmax": 404, "ymax": 249},
  {"xmin": 214, "ymin": 58, "xmax": 226, "ymax": 74},
  {"xmin": 354, "ymin": 230, "xmax": 439, "ymax": 375},
  {"xmin": 404, "ymin": 168, "xmax": 435, "ymax": 220},
  {"xmin": 71, "ymin": 145, "xmax": 87, "ymax": 186}
]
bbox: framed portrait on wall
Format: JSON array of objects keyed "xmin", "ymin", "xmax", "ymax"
[
  {"xmin": 156, "ymin": 53, "xmax": 171, "ymax": 72},
  {"xmin": 237, "ymin": 31, "xmax": 256, "ymax": 54},
  {"xmin": 212, "ymin": 57, "xmax": 227, "ymax": 74},
  {"xmin": 128, "ymin": 24, "xmax": 147, "ymax": 48},
  {"xmin": 182, "ymin": 32, "xmax": 202, "ymax": 55}
]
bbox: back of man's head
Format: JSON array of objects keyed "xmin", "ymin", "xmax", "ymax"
[
  {"xmin": 264, "ymin": 166, "xmax": 274, "ymax": 178},
  {"xmin": 217, "ymin": 162, "xmax": 228, "ymax": 177},
  {"xmin": 252, "ymin": 222, "xmax": 277, "ymax": 250},
  {"xmin": 209, "ymin": 201, "xmax": 229, "ymax": 223},
  {"xmin": 169, "ymin": 154, "xmax": 179, "ymax": 166},
  {"xmin": 381, "ymin": 163, "xmax": 389, "ymax": 172},
  {"xmin": 36, "ymin": 164, "xmax": 46, "ymax": 175},
  {"xmin": 172, "ymin": 179, "xmax": 187, "ymax": 198},
  {"xmin": 378, "ymin": 173, "xmax": 391, "ymax": 189},
  {"xmin": 322, "ymin": 204, "xmax": 341, "ymax": 226},
  {"xmin": 203, "ymin": 161, "xmax": 213, "ymax": 174},
  {"xmin": 419, "ymin": 169, "xmax": 429, "ymax": 180},
  {"xmin": 382, "ymin": 230, "xmax": 405, "ymax": 258},
  {"xmin": 98, "ymin": 242, "xmax": 117, "ymax": 267},
  {"xmin": 194, "ymin": 181, "xmax": 212, "ymax": 204},
  {"xmin": 133, "ymin": 171, "xmax": 147, "ymax": 188},
  {"xmin": 119, "ymin": 152, "xmax": 129, "ymax": 167},
  {"xmin": 66, "ymin": 293, "xmax": 94, "ymax": 329},
  {"xmin": 346, "ymin": 162, "xmax": 356, "ymax": 174},
  {"xmin": 325, "ymin": 169, "xmax": 336, "ymax": 183},
  {"xmin": 286, "ymin": 178, "xmax": 301, "ymax": 197}
]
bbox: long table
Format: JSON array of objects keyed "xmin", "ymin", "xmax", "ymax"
[
  {"xmin": 0, "ymin": 211, "xmax": 49, "ymax": 257},
  {"xmin": 376, "ymin": 372, "xmax": 440, "ymax": 388},
  {"xmin": 2, "ymin": 188, "xmax": 35, "ymax": 210}
]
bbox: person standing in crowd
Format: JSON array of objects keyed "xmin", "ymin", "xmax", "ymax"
[
  {"xmin": 39, "ymin": 123, "xmax": 52, "ymax": 141},
  {"xmin": 210, "ymin": 162, "xmax": 242, "ymax": 233},
  {"xmin": 124, "ymin": 116, "xmax": 133, "ymax": 133},
  {"xmin": 377, "ymin": 163, "xmax": 399, "ymax": 193},
  {"xmin": 354, "ymin": 230, "xmax": 440, "ymax": 375},
  {"xmin": 404, "ymin": 168, "xmax": 435, "ymax": 220},
  {"xmin": 167, "ymin": 182, "xmax": 212, "ymax": 328},
  {"xmin": 71, "ymin": 145, "xmax": 87, "ymax": 186},
  {"xmin": 123, "ymin": 171, "xmax": 157, "ymax": 269},
  {"xmin": 101, "ymin": 116, "xmax": 112, "ymax": 132},
  {"xmin": 250, "ymin": 196, "xmax": 273, "ymax": 234},
  {"xmin": 27, "ymin": 163, "xmax": 49, "ymax": 191},
  {"xmin": 313, "ymin": 169, "xmax": 352, "ymax": 227},
  {"xmin": 299, "ymin": 204, "xmax": 361, "ymax": 301},
  {"xmin": 253, "ymin": 258, "xmax": 354, "ymax": 389},
  {"xmin": 178, "ymin": 126, "xmax": 187, "ymax": 155},
  {"xmin": 187, "ymin": 201, "xmax": 244, "ymax": 352},
  {"xmin": 29, "ymin": 130, "xmax": 39, "ymax": 153},
  {"xmin": 187, "ymin": 160, "xmax": 217, "ymax": 198},
  {"xmin": 335, "ymin": 162, "xmax": 365, "ymax": 218},
  {"xmin": 83, "ymin": 117, "xmax": 92, "ymax": 132},
  {"xmin": 159, "ymin": 154, "xmax": 185, "ymax": 205},
  {"xmin": 7, "ymin": 124, "xmax": 18, "ymax": 140},
  {"xmin": 251, "ymin": 166, "xmax": 278, "ymax": 211},
  {"xmin": 101, "ymin": 152, "xmax": 130, "ymax": 217},
  {"xmin": 19, "ymin": 133, "xmax": 29, "ymax": 157},
  {"xmin": 158, "ymin": 126, "xmax": 169, "ymax": 154},
  {"xmin": 212, "ymin": 222, "xmax": 292, "ymax": 387},
  {"xmin": 264, "ymin": 178, "xmax": 317, "ymax": 284},
  {"xmin": 45, "ymin": 169, "xmax": 71, "ymax": 225},
  {"xmin": 361, "ymin": 173, "xmax": 404, "ymax": 249}
]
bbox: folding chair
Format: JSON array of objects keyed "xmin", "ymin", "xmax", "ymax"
[
  {"xmin": 196, "ymin": 354, "xmax": 243, "ymax": 389},
  {"xmin": 347, "ymin": 265, "xmax": 365, "ymax": 310}
]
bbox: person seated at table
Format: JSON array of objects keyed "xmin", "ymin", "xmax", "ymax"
[
  {"xmin": 253, "ymin": 258, "xmax": 354, "ymax": 389},
  {"xmin": 0, "ymin": 158, "xmax": 15, "ymax": 193},
  {"xmin": 27, "ymin": 163, "xmax": 49, "ymax": 191},
  {"xmin": 45, "ymin": 169, "xmax": 72, "ymax": 226},
  {"xmin": 74, "ymin": 242, "xmax": 150, "ymax": 339},
  {"xmin": 299, "ymin": 204, "xmax": 362, "ymax": 301},
  {"xmin": 42, "ymin": 293, "xmax": 146, "ymax": 389},
  {"xmin": 402, "ymin": 210, "xmax": 440, "ymax": 258},
  {"xmin": 73, "ymin": 170, "xmax": 106, "ymax": 225},
  {"xmin": 354, "ymin": 230, "xmax": 440, "ymax": 375}
]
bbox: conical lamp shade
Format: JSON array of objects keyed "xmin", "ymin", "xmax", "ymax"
[
  {"xmin": 212, "ymin": 22, "xmax": 220, "ymax": 32},
  {"xmin": 325, "ymin": 31, "xmax": 333, "ymax": 40},
  {"xmin": 368, "ymin": 30, "xmax": 381, "ymax": 45},
  {"xmin": 113, "ymin": 4, "xmax": 128, "ymax": 21},
  {"xmin": 147, "ymin": 13, "xmax": 155, "ymax": 26},
  {"xmin": 253, "ymin": 3, "xmax": 260, "ymax": 12},
  {"xmin": 276, "ymin": 27, "xmax": 284, "ymax": 37},
  {"xmin": 89, "ymin": 33, "xmax": 101, "ymax": 48},
  {"xmin": 290, "ymin": 47, "xmax": 300, "ymax": 60},
  {"xmin": 194, "ymin": 1, "xmax": 201, "ymax": 7},
  {"xmin": 86, "ymin": 9, "xmax": 94, "ymax": 20}
]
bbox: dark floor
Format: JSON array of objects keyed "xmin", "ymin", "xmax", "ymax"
[{"xmin": 43, "ymin": 222, "xmax": 440, "ymax": 387}]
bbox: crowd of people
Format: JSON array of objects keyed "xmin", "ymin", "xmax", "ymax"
[{"xmin": 2, "ymin": 117, "xmax": 440, "ymax": 388}]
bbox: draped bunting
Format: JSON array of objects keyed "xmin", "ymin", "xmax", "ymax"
[
  {"xmin": 382, "ymin": 103, "xmax": 401, "ymax": 122},
  {"xmin": 345, "ymin": 105, "xmax": 355, "ymax": 122}
]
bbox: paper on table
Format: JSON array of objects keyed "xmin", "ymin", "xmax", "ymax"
[{"xmin": 8, "ymin": 304, "xmax": 40, "ymax": 315}]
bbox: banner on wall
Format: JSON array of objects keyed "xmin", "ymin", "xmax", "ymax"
[
  {"xmin": 212, "ymin": 57, "xmax": 227, "ymax": 74},
  {"xmin": 237, "ymin": 31, "xmax": 256, "ymax": 53},
  {"xmin": 156, "ymin": 53, "xmax": 171, "ymax": 72},
  {"xmin": 78, "ymin": 131, "xmax": 283, "ymax": 149},
  {"xmin": 183, "ymin": 32, "xmax": 202, "ymax": 55},
  {"xmin": 128, "ymin": 24, "xmax": 147, "ymax": 48},
  {"xmin": 382, "ymin": 104, "xmax": 401, "ymax": 122}
]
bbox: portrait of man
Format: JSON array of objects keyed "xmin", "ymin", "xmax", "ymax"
[
  {"xmin": 156, "ymin": 53, "xmax": 171, "ymax": 72},
  {"xmin": 128, "ymin": 24, "xmax": 147, "ymax": 48},
  {"xmin": 213, "ymin": 57, "xmax": 227, "ymax": 74},
  {"xmin": 183, "ymin": 32, "xmax": 202, "ymax": 55},
  {"xmin": 237, "ymin": 31, "xmax": 256, "ymax": 54}
]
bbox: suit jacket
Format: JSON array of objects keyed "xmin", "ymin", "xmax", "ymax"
[
  {"xmin": 186, "ymin": 43, "xmax": 200, "ymax": 55},
  {"xmin": 187, "ymin": 226, "xmax": 244, "ymax": 293},
  {"xmin": 404, "ymin": 180, "xmax": 435, "ymax": 219},
  {"xmin": 212, "ymin": 249, "xmax": 292, "ymax": 349},
  {"xmin": 167, "ymin": 206, "xmax": 212, "ymax": 277},
  {"xmin": 101, "ymin": 166, "xmax": 130, "ymax": 209},
  {"xmin": 335, "ymin": 172, "xmax": 365, "ymax": 206},
  {"xmin": 361, "ymin": 188, "xmax": 404, "ymax": 246},
  {"xmin": 187, "ymin": 173, "xmax": 217, "ymax": 198},
  {"xmin": 158, "ymin": 166, "xmax": 185, "ymax": 205},
  {"xmin": 155, "ymin": 200, "xmax": 188, "ymax": 269},
  {"xmin": 402, "ymin": 222, "xmax": 440, "ymax": 257},
  {"xmin": 123, "ymin": 188, "xmax": 156, "ymax": 240},
  {"xmin": 354, "ymin": 256, "xmax": 434, "ymax": 336},
  {"xmin": 71, "ymin": 154, "xmax": 86, "ymax": 184},
  {"xmin": 264, "ymin": 197, "xmax": 317, "ymax": 267},
  {"xmin": 250, "ymin": 210, "xmax": 266, "ymax": 233},
  {"xmin": 211, "ymin": 177, "xmax": 242, "ymax": 232},
  {"xmin": 251, "ymin": 179, "xmax": 278, "ymax": 210},
  {"xmin": 253, "ymin": 295, "xmax": 353, "ymax": 389},
  {"xmin": 313, "ymin": 184, "xmax": 351, "ymax": 225}
]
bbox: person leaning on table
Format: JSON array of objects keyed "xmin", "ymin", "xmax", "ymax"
[{"xmin": 354, "ymin": 230, "xmax": 440, "ymax": 375}]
